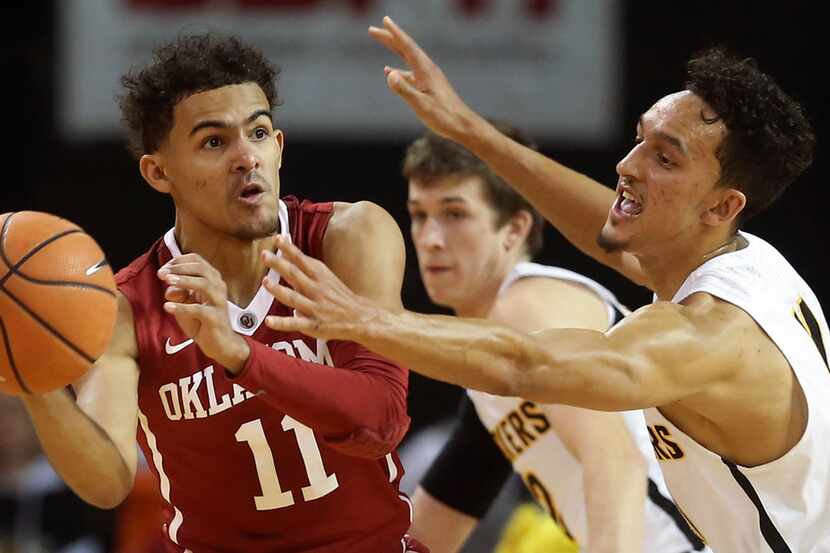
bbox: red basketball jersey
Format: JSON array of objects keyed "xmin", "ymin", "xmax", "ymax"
[{"xmin": 116, "ymin": 197, "xmax": 412, "ymax": 552}]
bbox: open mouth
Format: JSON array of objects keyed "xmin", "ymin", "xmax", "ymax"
[
  {"xmin": 238, "ymin": 183, "xmax": 265, "ymax": 203},
  {"xmin": 613, "ymin": 186, "xmax": 643, "ymax": 217}
]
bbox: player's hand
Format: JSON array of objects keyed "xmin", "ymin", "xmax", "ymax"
[
  {"xmin": 157, "ymin": 254, "xmax": 249, "ymax": 372},
  {"xmin": 260, "ymin": 236, "xmax": 379, "ymax": 342},
  {"xmin": 368, "ymin": 16, "xmax": 479, "ymax": 142}
]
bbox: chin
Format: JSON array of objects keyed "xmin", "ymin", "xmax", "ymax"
[
  {"xmin": 596, "ymin": 224, "xmax": 629, "ymax": 254},
  {"xmin": 424, "ymin": 286, "xmax": 455, "ymax": 310},
  {"xmin": 235, "ymin": 215, "xmax": 280, "ymax": 241}
]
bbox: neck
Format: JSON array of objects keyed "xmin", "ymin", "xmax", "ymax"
[
  {"xmin": 454, "ymin": 256, "xmax": 529, "ymax": 318},
  {"xmin": 453, "ymin": 282, "xmax": 501, "ymax": 318},
  {"xmin": 174, "ymin": 216, "xmax": 278, "ymax": 307},
  {"xmin": 639, "ymin": 231, "xmax": 742, "ymax": 301}
]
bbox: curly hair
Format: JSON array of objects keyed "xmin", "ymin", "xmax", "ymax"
[
  {"xmin": 402, "ymin": 121, "xmax": 546, "ymax": 257},
  {"xmin": 118, "ymin": 33, "xmax": 281, "ymax": 159},
  {"xmin": 685, "ymin": 47, "xmax": 815, "ymax": 225}
]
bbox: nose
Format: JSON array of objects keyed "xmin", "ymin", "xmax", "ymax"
[
  {"xmin": 232, "ymin": 138, "xmax": 261, "ymax": 174},
  {"xmin": 615, "ymin": 143, "xmax": 642, "ymax": 181},
  {"xmin": 415, "ymin": 218, "xmax": 446, "ymax": 251}
]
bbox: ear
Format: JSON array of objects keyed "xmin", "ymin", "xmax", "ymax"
[
  {"xmin": 701, "ymin": 187, "xmax": 746, "ymax": 227},
  {"xmin": 139, "ymin": 154, "xmax": 172, "ymax": 194},
  {"xmin": 503, "ymin": 210, "xmax": 533, "ymax": 252},
  {"xmin": 274, "ymin": 129, "xmax": 284, "ymax": 169}
]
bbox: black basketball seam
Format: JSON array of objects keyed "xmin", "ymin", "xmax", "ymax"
[
  {"xmin": 9, "ymin": 274, "xmax": 116, "ymax": 297},
  {"xmin": 0, "ymin": 229, "xmax": 85, "ymax": 287},
  {"xmin": 0, "ymin": 314, "xmax": 31, "ymax": 394},
  {"xmin": 0, "ymin": 223, "xmax": 113, "ymax": 296},
  {"xmin": 0, "ymin": 211, "xmax": 16, "ymax": 272},
  {"xmin": 0, "ymin": 285, "xmax": 95, "ymax": 364}
]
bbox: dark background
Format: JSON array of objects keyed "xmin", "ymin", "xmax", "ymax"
[{"xmin": 16, "ymin": 0, "xmax": 828, "ymax": 435}]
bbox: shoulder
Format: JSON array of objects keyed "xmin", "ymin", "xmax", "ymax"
[
  {"xmin": 616, "ymin": 293, "xmax": 760, "ymax": 359},
  {"xmin": 323, "ymin": 201, "xmax": 404, "ymax": 264},
  {"xmin": 491, "ymin": 274, "xmax": 611, "ymax": 333},
  {"xmin": 115, "ymin": 250, "xmax": 155, "ymax": 288},
  {"xmin": 321, "ymin": 201, "xmax": 405, "ymax": 308},
  {"xmin": 326, "ymin": 201, "xmax": 400, "ymax": 243},
  {"xmin": 677, "ymin": 291, "xmax": 757, "ymax": 331}
]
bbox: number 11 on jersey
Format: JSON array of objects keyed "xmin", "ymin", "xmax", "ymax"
[{"xmin": 235, "ymin": 416, "xmax": 340, "ymax": 510}]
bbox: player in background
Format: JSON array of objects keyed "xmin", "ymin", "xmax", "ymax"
[
  {"xmin": 259, "ymin": 17, "xmax": 830, "ymax": 552},
  {"xmin": 401, "ymin": 124, "xmax": 705, "ymax": 553},
  {"xmin": 15, "ymin": 33, "xmax": 427, "ymax": 553}
]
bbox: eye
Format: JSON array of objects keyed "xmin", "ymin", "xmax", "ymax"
[
  {"xmin": 203, "ymin": 136, "xmax": 223, "ymax": 149},
  {"xmin": 657, "ymin": 152, "xmax": 673, "ymax": 167},
  {"xmin": 252, "ymin": 127, "xmax": 270, "ymax": 140},
  {"xmin": 409, "ymin": 210, "xmax": 426, "ymax": 223},
  {"xmin": 444, "ymin": 209, "xmax": 465, "ymax": 221}
]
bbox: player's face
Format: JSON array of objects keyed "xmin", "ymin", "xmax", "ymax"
[
  {"xmin": 408, "ymin": 175, "xmax": 514, "ymax": 313},
  {"xmin": 599, "ymin": 91, "xmax": 726, "ymax": 256},
  {"xmin": 159, "ymin": 82, "xmax": 282, "ymax": 240}
]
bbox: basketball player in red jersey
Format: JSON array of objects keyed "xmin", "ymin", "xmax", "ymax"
[{"xmin": 15, "ymin": 34, "xmax": 426, "ymax": 553}]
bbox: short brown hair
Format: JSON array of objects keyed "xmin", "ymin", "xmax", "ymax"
[{"xmin": 402, "ymin": 121, "xmax": 545, "ymax": 257}]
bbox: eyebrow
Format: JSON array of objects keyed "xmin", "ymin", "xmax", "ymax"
[
  {"xmin": 407, "ymin": 196, "xmax": 468, "ymax": 207},
  {"xmin": 189, "ymin": 109, "xmax": 273, "ymax": 137},
  {"xmin": 638, "ymin": 115, "xmax": 689, "ymax": 157}
]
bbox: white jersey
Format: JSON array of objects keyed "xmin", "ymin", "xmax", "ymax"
[
  {"xmin": 469, "ymin": 262, "xmax": 706, "ymax": 552},
  {"xmin": 643, "ymin": 232, "xmax": 830, "ymax": 552}
]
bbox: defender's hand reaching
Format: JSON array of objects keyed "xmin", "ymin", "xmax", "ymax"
[
  {"xmin": 368, "ymin": 16, "xmax": 480, "ymax": 142},
  {"xmin": 261, "ymin": 236, "xmax": 380, "ymax": 342},
  {"xmin": 158, "ymin": 254, "xmax": 249, "ymax": 372}
]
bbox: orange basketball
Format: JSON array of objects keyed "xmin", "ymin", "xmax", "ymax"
[{"xmin": 0, "ymin": 211, "xmax": 118, "ymax": 396}]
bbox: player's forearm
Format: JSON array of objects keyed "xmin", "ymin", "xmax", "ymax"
[
  {"xmin": 232, "ymin": 338, "xmax": 410, "ymax": 458},
  {"xmin": 354, "ymin": 309, "xmax": 639, "ymax": 410},
  {"xmin": 453, "ymin": 117, "xmax": 625, "ymax": 272},
  {"xmin": 582, "ymin": 452, "xmax": 647, "ymax": 553},
  {"xmin": 22, "ymin": 389, "xmax": 134, "ymax": 509},
  {"xmin": 354, "ymin": 310, "xmax": 542, "ymax": 398}
]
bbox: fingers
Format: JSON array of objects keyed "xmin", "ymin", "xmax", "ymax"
[
  {"xmin": 381, "ymin": 16, "xmax": 434, "ymax": 71},
  {"xmin": 160, "ymin": 274, "xmax": 223, "ymax": 306},
  {"xmin": 384, "ymin": 66, "xmax": 416, "ymax": 83},
  {"xmin": 159, "ymin": 261, "xmax": 213, "ymax": 278},
  {"xmin": 164, "ymin": 285, "xmax": 194, "ymax": 304},
  {"xmin": 163, "ymin": 301, "xmax": 213, "ymax": 320},
  {"xmin": 369, "ymin": 16, "xmax": 432, "ymax": 71},
  {"xmin": 386, "ymin": 69, "xmax": 422, "ymax": 100},
  {"xmin": 261, "ymin": 275, "xmax": 316, "ymax": 315},
  {"xmin": 272, "ymin": 236, "xmax": 318, "ymax": 274},
  {"xmin": 368, "ymin": 25, "xmax": 404, "ymax": 60},
  {"xmin": 263, "ymin": 239, "xmax": 322, "ymax": 295},
  {"xmin": 264, "ymin": 314, "xmax": 317, "ymax": 336}
]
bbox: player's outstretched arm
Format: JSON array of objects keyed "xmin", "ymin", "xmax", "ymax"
[
  {"xmin": 22, "ymin": 292, "xmax": 139, "ymax": 509},
  {"xmin": 369, "ymin": 17, "xmax": 646, "ymax": 286},
  {"xmin": 264, "ymin": 238, "xmax": 743, "ymax": 411}
]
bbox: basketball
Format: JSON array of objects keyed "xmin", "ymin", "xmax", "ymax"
[{"xmin": 0, "ymin": 211, "xmax": 118, "ymax": 396}]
